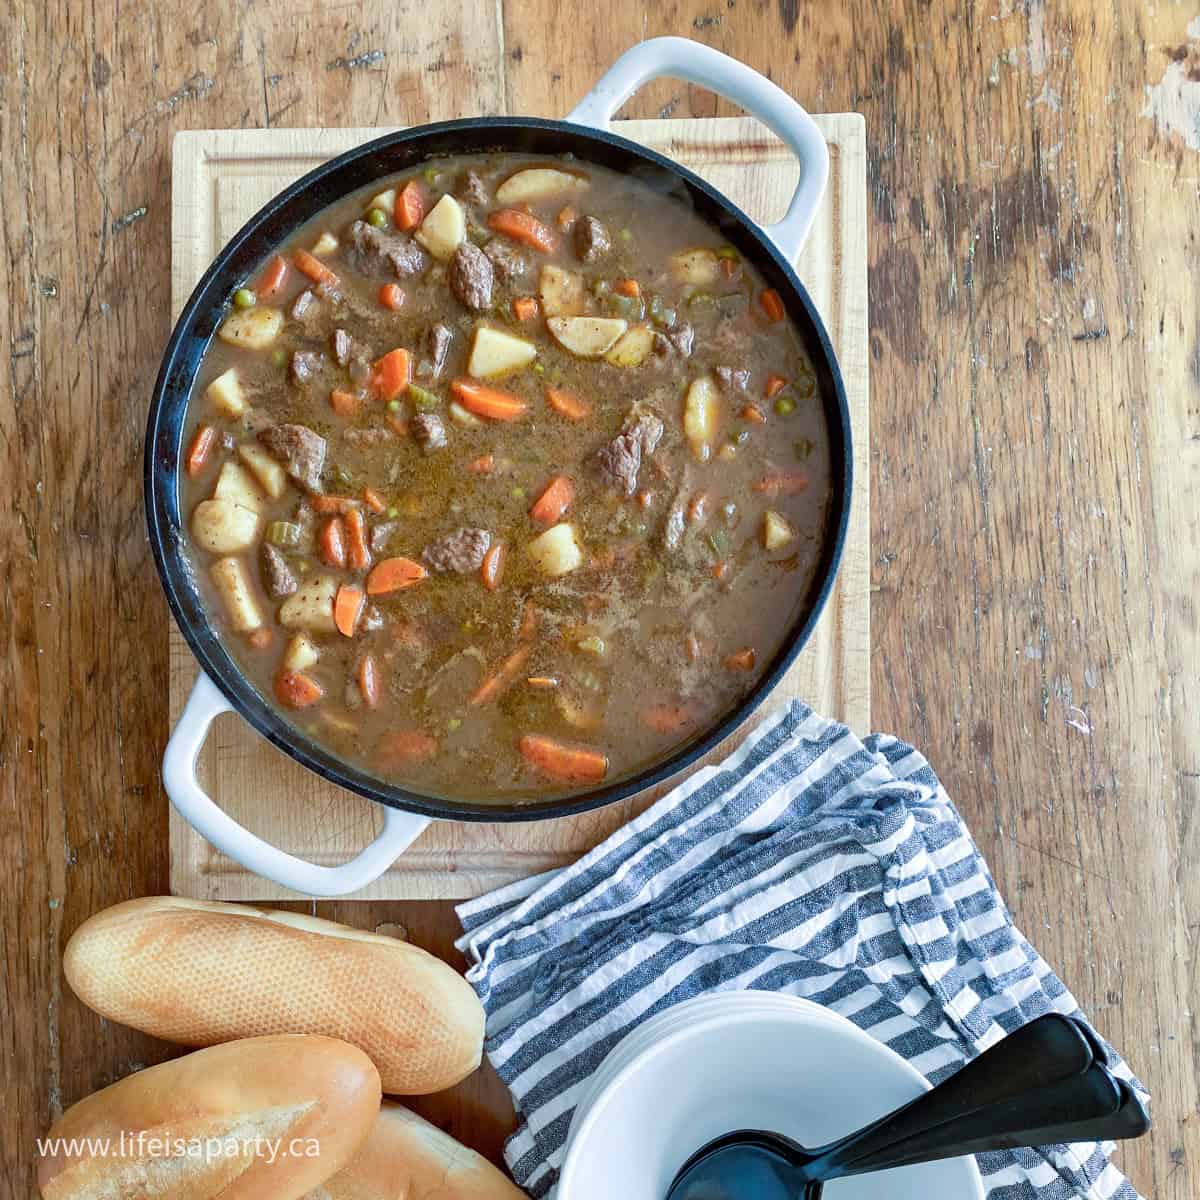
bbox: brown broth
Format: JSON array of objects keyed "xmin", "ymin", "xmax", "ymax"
[{"xmin": 180, "ymin": 152, "xmax": 832, "ymax": 802}]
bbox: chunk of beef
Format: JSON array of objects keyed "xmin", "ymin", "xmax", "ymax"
[
  {"xmin": 596, "ymin": 431, "xmax": 642, "ymax": 497},
  {"xmin": 290, "ymin": 350, "xmax": 322, "ymax": 385},
  {"xmin": 483, "ymin": 237, "xmax": 530, "ymax": 284},
  {"xmin": 331, "ymin": 328, "xmax": 352, "ymax": 366},
  {"xmin": 653, "ymin": 322, "xmax": 694, "ymax": 359},
  {"xmin": 259, "ymin": 543, "xmax": 298, "ymax": 599},
  {"xmin": 595, "ymin": 411, "xmax": 664, "ymax": 497},
  {"xmin": 257, "ymin": 424, "xmax": 327, "ymax": 493},
  {"xmin": 423, "ymin": 527, "xmax": 492, "ymax": 574},
  {"xmin": 714, "ymin": 365, "xmax": 751, "ymax": 394},
  {"xmin": 447, "ymin": 241, "xmax": 494, "ymax": 311},
  {"xmin": 574, "ymin": 215, "xmax": 611, "ymax": 263},
  {"xmin": 290, "ymin": 289, "xmax": 317, "ymax": 320},
  {"xmin": 410, "ymin": 412, "xmax": 447, "ymax": 454},
  {"xmin": 663, "ymin": 483, "xmax": 690, "ymax": 552},
  {"xmin": 459, "ymin": 169, "xmax": 489, "ymax": 207},
  {"xmin": 370, "ymin": 521, "xmax": 399, "ymax": 555},
  {"xmin": 343, "ymin": 426, "xmax": 395, "ymax": 447},
  {"xmin": 344, "ymin": 220, "xmax": 428, "ymax": 278},
  {"xmin": 416, "ymin": 323, "xmax": 453, "ymax": 381}
]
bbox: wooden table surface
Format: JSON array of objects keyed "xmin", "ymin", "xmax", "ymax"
[{"xmin": 2, "ymin": 3, "xmax": 1196, "ymax": 1197}]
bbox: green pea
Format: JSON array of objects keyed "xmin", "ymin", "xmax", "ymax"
[
  {"xmin": 511, "ymin": 486, "xmax": 526, "ymax": 499},
  {"xmin": 716, "ymin": 245, "xmax": 739, "ymax": 260},
  {"xmin": 270, "ymin": 348, "xmax": 287, "ymax": 368},
  {"xmin": 532, "ymin": 362, "xmax": 545, "ymax": 375},
  {"xmin": 386, "ymin": 506, "xmax": 400, "ymax": 518},
  {"xmin": 618, "ymin": 228, "xmax": 632, "ymax": 241},
  {"xmin": 366, "ymin": 207, "xmax": 388, "ymax": 228},
  {"xmin": 774, "ymin": 396, "xmax": 796, "ymax": 416},
  {"xmin": 387, "ymin": 398, "xmax": 402, "ymax": 412},
  {"xmin": 794, "ymin": 371, "xmax": 817, "ymax": 399},
  {"xmin": 232, "ymin": 287, "xmax": 256, "ymax": 309},
  {"xmin": 793, "ymin": 437, "xmax": 815, "ymax": 461},
  {"xmin": 447, "ymin": 717, "xmax": 462, "ymax": 731},
  {"xmin": 408, "ymin": 384, "xmax": 440, "ymax": 410},
  {"xmin": 423, "ymin": 166, "xmax": 439, "ymax": 184}
]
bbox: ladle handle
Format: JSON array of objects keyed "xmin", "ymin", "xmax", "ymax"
[{"xmin": 806, "ymin": 1013, "xmax": 1096, "ymax": 1173}]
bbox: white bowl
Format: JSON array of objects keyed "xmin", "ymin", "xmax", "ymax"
[{"xmin": 559, "ymin": 993, "xmax": 984, "ymax": 1200}]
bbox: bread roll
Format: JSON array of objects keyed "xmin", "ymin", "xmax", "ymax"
[
  {"xmin": 38, "ymin": 1035, "xmax": 380, "ymax": 1200},
  {"xmin": 303, "ymin": 1102, "xmax": 527, "ymax": 1199},
  {"xmin": 64, "ymin": 897, "xmax": 484, "ymax": 1094}
]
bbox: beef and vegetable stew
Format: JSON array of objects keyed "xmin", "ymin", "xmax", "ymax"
[{"xmin": 180, "ymin": 152, "xmax": 831, "ymax": 801}]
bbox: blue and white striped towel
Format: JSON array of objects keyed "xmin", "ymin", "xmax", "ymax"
[{"xmin": 457, "ymin": 701, "xmax": 1146, "ymax": 1200}]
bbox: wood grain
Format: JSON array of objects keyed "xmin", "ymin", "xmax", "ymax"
[
  {"xmin": 167, "ymin": 115, "xmax": 869, "ymax": 901},
  {"xmin": 1, "ymin": 3, "xmax": 1195, "ymax": 1198}
]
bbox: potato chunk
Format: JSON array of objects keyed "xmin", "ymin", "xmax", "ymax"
[
  {"xmin": 528, "ymin": 522, "xmax": 583, "ymax": 577},
  {"xmin": 546, "ymin": 316, "xmax": 627, "ymax": 358},
  {"xmin": 762, "ymin": 510, "xmax": 797, "ymax": 551},
  {"xmin": 191, "ymin": 499, "xmax": 259, "ymax": 554},
  {"xmin": 279, "ymin": 575, "xmax": 338, "ymax": 633},
  {"xmin": 282, "ymin": 632, "xmax": 319, "ymax": 671},
  {"xmin": 206, "ymin": 367, "xmax": 246, "ymax": 417},
  {"xmin": 683, "ymin": 375, "xmax": 721, "ymax": 461},
  {"xmin": 605, "ymin": 324, "xmax": 655, "ymax": 367},
  {"xmin": 414, "ymin": 194, "xmax": 466, "ymax": 261},
  {"xmin": 237, "ymin": 443, "xmax": 287, "ymax": 499},
  {"xmin": 310, "ymin": 231, "xmax": 339, "ymax": 256},
  {"xmin": 538, "ymin": 265, "xmax": 586, "ymax": 317},
  {"xmin": 670, "ymin": 248, "xmax": 720, "ymax": 286},
  {"xmin": 468, "ymin": 326, "xmax": 537, "ymax": 377},
  {"xmin": 213, "ymin": 462, "xmax": 266, "ymax": 513},
  {"xmin": 217, "ymin": 306, "xmax": 284, "ymax": 350},
  {"xmin": 209, "ymin": 557, "xmax": 263, "ymax": 633},
  {"xmin": 496, "ymin": 168, "xmax": 588, "ymax": 205}
]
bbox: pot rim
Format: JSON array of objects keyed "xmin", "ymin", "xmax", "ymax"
[{"xmin": 145, "ymin": 115, "xmax": 853, "ymax": 823}]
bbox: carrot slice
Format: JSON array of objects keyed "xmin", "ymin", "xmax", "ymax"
[
  {"xmin": 367, "ymin": 556, "xmax": 428, "ymax": 595},
  {"xmin": 334, "ymin": 584, "xmax": 365, "ymax": 637},
  {"xmin": 184, "ymin": 425, "xmax": 216, "ymax": 477},
  {"xmin": 255, "ymin": 255, "xmax": 289, "ymax": 298},
  {"xmin": 741, "ymin": 404, "xmax": 766, "ymax": 424},
  {"xmin": 687, "ymin": 491, "xmax": 708, "ymax": 525},
  {"xmin": 310, "ymin": 495, "xmax": 362, "ymax": 514},
  {"xmin": 369, "ymin": 348, "xmax": 411, "ymax": 402},
  {"xmin": 481, "ymin": 542, "xmax": 506, "ymax": 591},
  {"xmin": 345, "ymin": 508, "xmax": 371, "ymax": 570},
  {"xmin": 760, "ymin": 288, "xmax": 785, "ymax": 322},
  {"xmin": 275, "ymin": 670, "xmax": 324, "ymax": 709},
  {"xmin": 295, "ymin": 247, "xmax": 338, "ymax": 286},
  {"xmin": 469, "ymin": 452, "xmax": 494, "ymax": 474},
  {"xmin": 518, "ymin": 734, "xmax": 608, "ymax": 784},
  {"xmin": 753, "ymin": 472, "xmax": 810, "ymax": 496},
  {"xmin": 319, "ymin": 516, "xmax": 348, "ymax": 569},
  {"xmin": 764, "ymin": 373, "xmax": 788, "ymax": 398},
  {"xmin": 641, "ymin": 702, "xmax": 700, "ymax": 734},
  {"xmin": 395, "ymin": 180, "xmax": 425, "ymax": 232},
  {"xmin": 512, "ymin": 295, "xmax": 540, "ymax": 321},
  {"xmin": 377, "ymin": 728, "xmax": 438, "ymax": 766},
  {"xmin": 330, "ymin": 389, "xmax": 359, "ymax": 418},
  {"xmin": 724, "ymin": 647, "xmax": 756, "ymax": 671},
  {"xmin": 378, "ymin": 283, "xmax": 406, "ymax": 311},
  {"xmin": 517, "ymin": 601, "xmax": 539, "ymax": 641},
  {"xmin": 363, "ymin": 487, "xmax": 387, "ymax": 513},
  {"xmin": 358, "ymin": 655, "xmax": 381, "ymax": 708},
  {"xmin": 613, "ymin": 278, "xmax": 641, "ymax": 297},
  {"xmin": 450, "ymin": 379, "xmax": 528, "ymax": 421},
  {"xmin": 545, "ymin": 386, "xmax": 590, "ymax": 421},
  {"xmin": 486, "ymin": 208, "xmax": 556, "ymax": 253},
  {"xmin": 529, "ymin": 475, "xmax": 575, "ymax": 528},
  {"xmin": 470, "ymin": 642, "xmax": 533, "ymax": 706},
  {"xmin": 712, "ymin": 560, "xmax": 730, "ymax": 581}
]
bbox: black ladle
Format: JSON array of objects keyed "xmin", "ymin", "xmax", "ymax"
[{"xmin": 666, "ymin": 1014, "xmax": 1149, "ymax": 1200}]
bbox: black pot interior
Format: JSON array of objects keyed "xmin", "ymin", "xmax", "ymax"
[{"xmin": 146, "ymin": 117, "xmax": 853, "ymax": 823}]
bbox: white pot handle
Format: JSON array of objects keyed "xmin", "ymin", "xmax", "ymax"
[
  {"xmin": 567, "ymin": 36, "xmax": 828, "ymax": 263},
  {"xmin": 163, "ymin": 672, "xmax": 431, "ymax": 897}
]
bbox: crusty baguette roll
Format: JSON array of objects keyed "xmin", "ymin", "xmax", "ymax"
[
  {"xmin": 38, "ymin": 1035, "xmax": 380, "ymax": 1200},
  {"xmin": 63, "ymin": 897, "xmax": 484, "ymax": 1094},
  {"xmin": 302, "ymin": 1102, "xmax": 527, "ymax": 1199}
]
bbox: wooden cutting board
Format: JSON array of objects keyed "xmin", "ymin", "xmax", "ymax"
[{"xmin": 168, "ymin": 114, "xmax": 869, "ymax": 900}]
